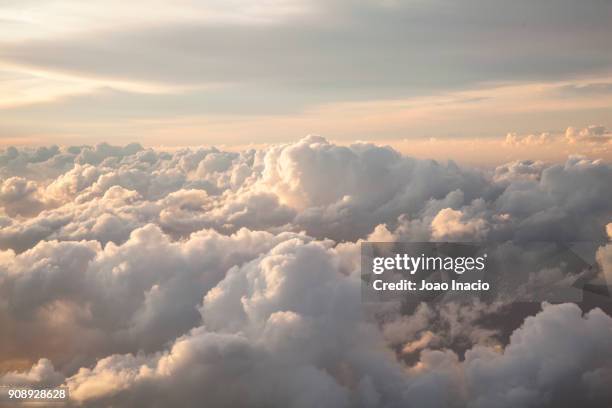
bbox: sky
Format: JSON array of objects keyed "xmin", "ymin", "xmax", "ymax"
[{"xmin": 0, "ymin": 0, "xmax": 611, "ymax": 161}]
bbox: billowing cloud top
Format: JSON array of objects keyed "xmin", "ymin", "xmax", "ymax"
[{"xmin": 1, "ymin": 137, "xmax": 611, "ymax": 407}]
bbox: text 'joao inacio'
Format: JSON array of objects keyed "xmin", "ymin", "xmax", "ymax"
[{"xmin": 371, "ymin": 253, "xmax": 490, "ymax": 291}]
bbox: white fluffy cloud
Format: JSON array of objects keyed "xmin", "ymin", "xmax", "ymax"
[
  {"xmin": 4, "ymin": 135, "xmax": 610, "ymax": 249},
  {"xmin": 0, "ymin": 137, "xmax": 611, "ymax": 407}
]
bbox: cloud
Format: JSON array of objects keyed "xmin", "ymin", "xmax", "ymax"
[
  {"xmin": 0, "ymin": 222, "xmax": 312, "ymax": 370},
  {"xmin": 0, "ymin": 176, "xmax": 46, "ymax": 217},
  {"xmin": 0, "ymin": 136, "xmax": 611, "ymax": 407},
  {"xmin": 565, "ymin": 125, "xmax": 612, "ymax": 144},
  {"xmin": 504, "ymin": 132, "xmax": 554, "ymax": 147},
  {"xmin": 430, "ymin": 208, "xmax": 489, "ymax": 241},
  {"xmin": 2, "ymin": 0, "xmax": 611, "ymax": 93},
  {"xmin": 1, "ymin": 0, "xmax": 612, "ymax": 148},
  {"xmin": 504, "ymin": 126, "xmax": 612, "ymax": 147},
  {"xmin": 464, "ymin": 303, "xmax": 612, "ymax": 407},
  {"xmin": 492, "ymin": 160, "xmax": 547, "ymax": 183},
  {"xmin": 7, "ymin": 286, "xmax": 611, "ymax": 407},
  {"xmin": 1, "ymin": 136, "xmax": 610, "ymax": 248}
]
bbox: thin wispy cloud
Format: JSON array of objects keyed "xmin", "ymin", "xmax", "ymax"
[{"xmin": 1, "ymin": 0, "xmax": 611, "ymax": 147}]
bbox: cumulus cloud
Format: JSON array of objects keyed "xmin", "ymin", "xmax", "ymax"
[
  {"xmin": 0, "ymin": 136, "xmax": 611, "ymax": 407},
  {"xmin": 0, "ymin": 358, "xmax": 64, "ymax": 388},
  {"xmin": 464, "ymin": 303, "xmax": 612, "ymax": 408},
  {"xmin": 0, "ymin": 224, "xmax": 313, "ymax": 371},
  {"xmin": 504, "ymin": 126, "xmax": 612, "ymax": 147},
  {"xmin": 1, "ymin": 136, "xmax": 610, "ymax": 246},
  {"xmin": 504, "ymin": 132, "xmax": 553, "ymax": 147},
  {"xmin": 565, "ymin": 125, "xmax": 612, "ymax": 144},
  {"xmin": 500, "ymin": 126, "xmax": 612, "ymax": 162},
  {"xmin": 430, "ymin": 208, "xmax": 489, "ymax": 241},
  {"xmin": 0, "ymin": 176, "xmax": 47, "ymax": 217}
]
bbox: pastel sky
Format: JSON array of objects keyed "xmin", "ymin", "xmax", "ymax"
[{"xmin": 1, "ymin": 0, "xmax": 611, "ymax": 161}]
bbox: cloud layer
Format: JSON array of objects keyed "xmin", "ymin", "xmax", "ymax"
[
  {"xmin": 2, "ymin": 1, "xmax": 612, "ymax": 146},
  {"xmin": 1, "ymin": 137, "xmax": 611, "ymax": 407}
]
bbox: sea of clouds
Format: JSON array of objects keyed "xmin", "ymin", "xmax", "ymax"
[{"xmin": 1, "ymin": 136, "xmax": 611, "ymax": 407}]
